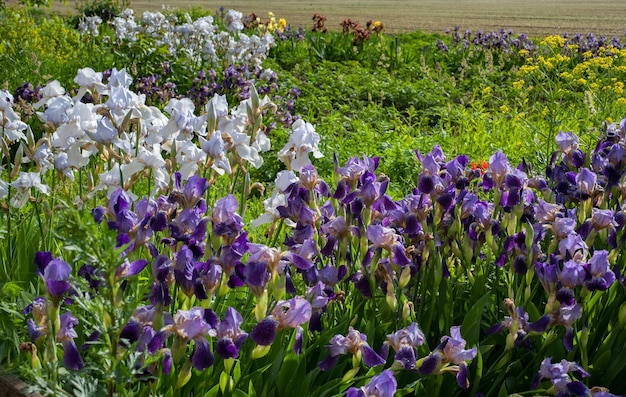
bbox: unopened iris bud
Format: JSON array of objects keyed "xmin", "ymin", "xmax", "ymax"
[
  {"xmin": 342, "ymin": 367, "xmax": 360, "ymax": 383},
  {"xmin": 398, "ymin": 266, "xmax": 412, "ymax": 289},
  {"xmin": 255, "ymin": 290, "xmax": 269, "ymax": 321},
  {"xmin": 251, "ymin": 344, "xmax": 271, "ymax": 359},
  {"xmin": 386, "ymin": 288, "xmax": 397, "ymax": 311},
  {"xmin": 402, "ymin": 301, "xmax": 414, "ymax": 322},
  {"xmin": 619, "ymin": 302, "xmax": 626, "ymax": 327},
  {"xmin": 176, "ymin": 360, "xmax": 192, "ymax": 388},
  {"xmin": 172, "ymin": 337, "xmax": 186, "ymax": 364}
]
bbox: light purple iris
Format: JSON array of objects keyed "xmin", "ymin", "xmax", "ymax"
[
  {"xmin": 585, "ymin": 250, "xmax": 615, "ymax": 291},
  {"xmin": 250, "ymin": 297, "xmax": 312, "ymax": 352},
  {"xmin": 346, "ymin": 370, "xmax": 397, "ymax": 397},
  {"xmin": 384, "ymin": 322, "xmax": 426, "ymax": 369},
  {"xmin": 338, "ymin": 155, "xmax": 380, "ymax": 187},
  {"xmin": 535, "ymin": 199, "xmax": 563, "ymax": 224},
  {"xmin": 558, "ymin": 234, "xmax": 588, "ymax": 263},
  {"xmin": 318, "ymin": 326, "xmax": 386, "ymax": 371},
  {"xmin": 556, "ymin": 131, "xmax": 579, "ymax": 155},
  {"xmin": 56, "ymin": 311, "xmax": 85, "ymax": 370},
  {"xmin": 532, "ymin": 357, "xmax": 589, "ymax": 395},
  {"xmin": 559, "ymin": 260, "xmax": 586, "ymax": 289},
  {"xmin": 590, "ymin": 208, "xmax": 617, "ymax": 230},
  {"xmin": 148, "ymin": 307, "xmax": 216, "ymax": 371},
  {"xmin": 366, "ymin": 224, "xmax": 410, "ymax": 266},
  {"xmin": 212, "ymin": 194, "xmax": 244, "ymax": 242},
  {"xmin": 551, "ymin": 303, "xmax": 582, "ymax": 351},
  {"xmin": 552, "ymin": 217, "xmax": 576, "ymax": 240},
  {"xmin": 486, "ymin": 150, "xmax": 511, "ymax": 186},
  {"xmin": 215, "ymin": 307, "xmax": 248, "ymax": 359},
  {"xmin": 419, "ymin": 326, "xmax": 477, "ymax": 389},
  {"xmin": 575, "ymin": 168, "xmax": 597, "ymax": 196}
]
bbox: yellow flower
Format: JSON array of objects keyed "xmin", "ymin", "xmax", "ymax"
[
  {"xmin": 499, "ymin": 105, "xmax": 509, "ymax": 113},
  {"xmin": 617, "ymin": 98, "xmax": 626, "ymax": 106},
  {"xmin": 512, "ymin": 80, "xmax": 524, "ymax": 90},
  {"xmin": 540, "ymin": 35, "xmax": 566, "ymax": 49},
  {"xmin": 482, "ymin": 86, "xmax": 492, "ymax": 95}
]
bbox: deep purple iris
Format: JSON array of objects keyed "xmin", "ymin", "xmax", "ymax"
[{"xmin": 35, "ymin": 251, "xmax": 72, "ymax": 302}]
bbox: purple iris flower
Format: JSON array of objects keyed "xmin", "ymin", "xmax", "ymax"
[
  {"xmin": 347, "ymin": 370, "xmax": 397, "ymax": 397},
  {"xmin": 472, "ymin": 200, "xmax": 493, "ymax": 230},
  {"xmin": 550, "ymin": 303, "xmax": 582, "ymax": 351},
  {"xmin": 535, "ymin": 199, "xmax": 563, "ymax": 224},
  {"xmin": 486, "ymin": 150, "xmax": 511, "ymax": 187},
  {"xmin": 194, "ymin": 257, "xmax": 223, "ymax": 300},
  {"xmin": 212, "ymin": 194, "xmax": 244, "ymax": 243},
  {"xmin": 215, "ymin": 307, "xmax": 248, "ymax": 359},
  {"xmin": 24, "ymin": 297, "xmax": 47, "ymax": 342},
  {"xmin": 173, "ymin": 245, "xmax": 197, "ymax": 297},
  {"xmin": 318, "ymin": 326, "xmax": 386, "ymax": 371},
  {"xmin": 115, "ymin": 258, "xmax": 149, "ymax": 281},
  {"xmin": 366, "ymin": 224, "xmax": 411, "ymax": 266},
  {"xmin": 250, "ymin": 297, "xmax": 312, "ymax": 351},
  {"xmin": 182, "ymin": 174, "xmax": 209, "ymax": 208},
  {"xmin": 418, "ymin": 326, "xmax": 477, "ymax": 389},
  {"xmin": 556, "ymin": 131, "xmax": 579, "ymax": 155},
  {"xmin": 299, "ymin": 164, "xmax": 319, "ymax": 191},
  {"xmin": 320, "ymin": 216, "xmax": 350, "ymax": 256},
  {"xmin": 383, "ymin": 322, "xmax": 426, "ymax": 369},
  {"xmin": 559, "ymin": 260, "xmax": 586, "ymax": 289},
  {"xmin": 35, "ymin": 252, "xmax": 72, "ymax": 302},
  {"xmin": 532, "ymin": 357, "xmax": 589, "ymax": 397},
  {"xmin": 148, "ymin": 307, "xmax": 216, "ymax": 371},
  {"xmin": 585, "ymin": 250, "xmax": 615, "ymax": 291},
  {"xmin": 106, "ymin": 188, "xmax": 139, "ymax": 234},
  {"xmin": 338, "ymin": 155, "xmax": 380, "ymax": 188},
  {"xmin": 552, "ymin": 217, "xmax": 576, "ymax": 240},
  {"xmin": 168, "ymin": 205, "xmax": 208, "ymax": 255},
  {"xmin": 57, "ymin": 311, "xmax": 85, "ymax": 370},
  {"xmin": 575, "ymin": 168, "xmax": 597, "ymax": 197},
  {"xmin": 486, "ymin": 299, "xmax": 550, "ymax": 350},
  {"xmin": 558, "ymin": 233, "xmax": 588, "ymax": 263},
  {"xmin": 590, "ymin": 208, "xmax": 617, "ymax": 231}
]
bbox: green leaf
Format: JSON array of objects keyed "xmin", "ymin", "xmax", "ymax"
[
  {"xmin": 248, "ymin": 381, "xmax": 256, "ymax": 397},
  {"xmin": 203, "ymin": 384, "xmax": 220, "ymax": 397},
  {"xmin": 461, "ymin": 293, "xmax": 490, "ymax": 347}
]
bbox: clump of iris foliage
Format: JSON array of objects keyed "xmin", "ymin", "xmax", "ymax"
[{"xmin": 1, "ymin": 2, "xmax": 626, "ymax": 397}]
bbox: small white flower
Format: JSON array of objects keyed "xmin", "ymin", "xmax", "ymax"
[
  {"xmin": 0, "ymin": 90, "xmax": 14, "ymax": 110},
  {"xmin": 278, "ymin": 119, "xmax": 323, "ymax": 171},
  {"xmin": 34, "ymin": 80, "xmax": 66, "ymax": 109},
  {"xmin": 10, "ymin": 172, "xmax": 50, "ymax": 208}
]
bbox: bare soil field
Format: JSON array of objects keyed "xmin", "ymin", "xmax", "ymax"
[{"xmin": 33, "ymin": 0, "xmax": 626, "ymax": 38}]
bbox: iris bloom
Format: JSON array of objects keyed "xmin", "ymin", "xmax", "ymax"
[
  {"xmin": 366, "ymin": 224, "xmax": 411, "ymax": 266},
  {"xmin": 10, "ymin": 172, "xmax": 50, "ymax": 209},
  {"xmin": 278, "ymin": 119, "xmax": 323, "ymax": 172},
  {"xmin": 148, "ymin": 307, "xmax": 216, "ymax": 371},
  {"xmin": 57, "ymin": 312, "xmax": 85, "ymax": 370},
  {"xmin": 250, "ymin": 297, "xmax": 311, "ymax": 352},
  {"xmin": 318, "ymin": 326, "xmax": 386, "ymax": 371},
  {"xmin": 585, "ymin": 249, "xmax": 615, "ymax": 291},
  {"xmin": 34, "ymin": 251, "xmax": 72, "ymax": 303},
  {"xmin": 215, "ymin": 307, "xmax": 248, "ymax": 359},
  {"xmin": 347, "ymin": 370, "xmax": 397, "ymax": 397},
  {"xmin": 532, "ymin": 357, "xmax": 589, "ymax": 397},
  {"xmin": 383, "ymin": 322, "xmax": 426, "ymax": 369},
  {"xmin": 418, "ymin": 326, "xmax": 477, "ymax": 389}
]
